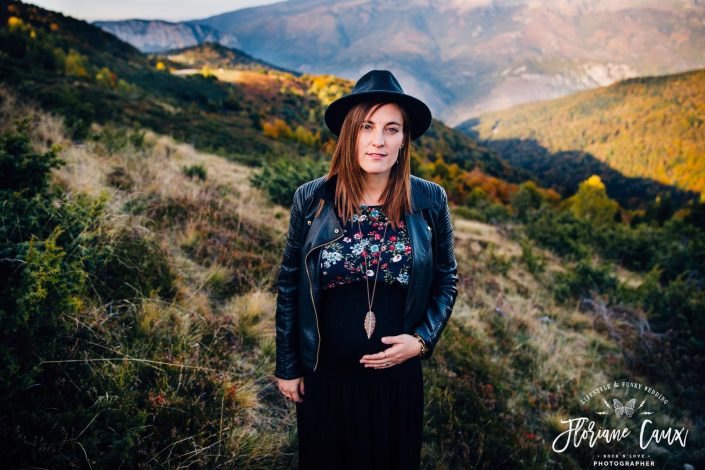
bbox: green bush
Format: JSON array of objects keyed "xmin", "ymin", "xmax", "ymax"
[
  {"xmin": 0, "ymin": 121, "xmax": 79, "ymax": 399},
  {"xmin": 522, "ymin": 181, "xmax": 705, "ymax": 411},
  {"xmin": 455, "ymin": 186, "xmax": 512, "ymax": 223},
  {"xmin": 552, "ymin": 259, "xmax": 618, "ymax": 304},
  {"xmin": 250, "ymin": 155, "xmax": 328, "ymax": 206},
  {"xmin": 89, "ymin": 124, "xmax": 146, "ymax": 154},
  {"xmin": 182, "ymin": 163, "xmax": 207, "ymax": 181},
  {"xmin": 519, "ymin": 238, "xmax": 547, "ymax": 275},
  {"xmin": 0, "ymin": 122, "xmax": 185, "ymax": 467},
  {"xmin": 593, "ymin": 222, "xmax": 658, "ymax": 271},
  {"xmin": 83, "ymin": 222, "xmax": 177, "ymax": 303},
  {"xmin": 511, "ymin": 180, "xmax": 545, "ymax": 221},
  {"xmin": 525, "ymin": 207, "xmax": 592, "ymax": 260}
]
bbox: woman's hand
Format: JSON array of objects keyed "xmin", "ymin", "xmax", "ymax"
[
  {"xmin": 277, "ymin": 377, "xmax": 304, "ymax": 402},
  {"xmin": 359, "ymin": 334, "xmax": 422, "ymax": 369}
]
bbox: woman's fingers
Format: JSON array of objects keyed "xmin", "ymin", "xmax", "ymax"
[
  {"xmin": 278, "ymin": 378, "xmax": 304, "ymax": 402},
  {"xmin": 361, "ymin": 349, "xmax": 398, "ymax": 367},
  {"xmin": 285, "ymin": 386, "xmax": 302, "ymax": 402},
  {"xmin": 360, "ymin": 350, "xmax": 387, "ymax": 362},
  {"xmin": 360, "ymin": 338, "xmax": 418, "ymax": 367}
]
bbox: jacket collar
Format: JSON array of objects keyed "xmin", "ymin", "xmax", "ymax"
[{"xmin": 313, "ymin": 173, "xmax": 434, "ymax": 212}]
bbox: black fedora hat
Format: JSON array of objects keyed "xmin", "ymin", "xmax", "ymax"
[{"xmin": 324, "ymin": 70, "xmax": 432, "ymax": 141}]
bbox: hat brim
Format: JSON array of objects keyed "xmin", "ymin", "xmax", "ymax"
[{"xmin": 324, "ymin": 91, "xmax": 432, "ymax": 141}]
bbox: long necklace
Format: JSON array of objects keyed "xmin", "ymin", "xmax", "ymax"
[{"xmin": 356, "ymin": 206, "xmax": 389, "ymax": 339}]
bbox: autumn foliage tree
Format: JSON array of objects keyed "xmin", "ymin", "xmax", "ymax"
[{"xmin": 566, "ymin": 175, "xmax": 620, "ymax": 226}]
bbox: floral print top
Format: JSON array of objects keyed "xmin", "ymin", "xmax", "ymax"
[{"xmin": 320, "ymin": 204, "xmax": 413, "ymax": 290}]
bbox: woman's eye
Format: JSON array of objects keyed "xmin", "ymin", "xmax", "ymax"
[{"xmin": 360, "ymin": 124, "xmax": 399, "ymax": 133}]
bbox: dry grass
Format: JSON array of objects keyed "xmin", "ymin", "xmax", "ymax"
[
  {"xmin": 2, "ymin": 88, "xmax": 292, "ymax": 464},
  {"xmin": 50, "ymin": 123, "xmax": 289, "ymax": 307},
  {"xmin": 451, "ymin": 211, "xmax": 643, "ymax": 417},
  {"xmin": 0, "ymin": 85, "xmax": 69, "ymax": 152}
]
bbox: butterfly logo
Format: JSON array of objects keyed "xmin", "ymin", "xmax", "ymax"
[{"xmin": 613, "ymin": 398, "xmax": 636, "ymax": 418}]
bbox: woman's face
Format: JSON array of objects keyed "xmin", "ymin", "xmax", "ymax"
[{"xmin": 356, "ymin": 102, "xmax": 405, "ymax": 179}]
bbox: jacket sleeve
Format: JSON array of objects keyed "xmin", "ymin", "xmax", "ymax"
[
  {"xmin": 274, "ymin": 186, "xmax": 305, "ymax": 380},
  {"xmin": 413, "ymin": 186, "xmax": 459, "ymax": 359}
]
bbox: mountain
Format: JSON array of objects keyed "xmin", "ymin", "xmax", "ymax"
[
  {"xmin": 459, "ymin": 68, "xmax": 705, "ymax": 208},
  {"xmin": 162, "ymin": 42, "xmax": 298, "ymax": 75},
  {"xmin": 1, "ymin": 0, "xmax": 531, "ymax": 203},
  {"xmin": 96, "ymin": 0, "xmax": 705, "ymax": 126},
  {"xmin": 93, "ymin": 19, "xmax": 239, "ymax": 53}
]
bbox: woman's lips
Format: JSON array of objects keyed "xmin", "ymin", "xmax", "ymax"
[{"xmin": 367, "ymin": 153, "xmax": 386, "ymax": 158}]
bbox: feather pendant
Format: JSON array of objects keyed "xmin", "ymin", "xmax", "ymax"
[{"xmin": 364, "ymin": 310, "xmax": 376, "ymax": 339}]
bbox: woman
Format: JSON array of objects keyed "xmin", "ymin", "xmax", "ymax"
[{"xmin": 274, "ymin": 70, "xmax": 459, "ymax": 469}]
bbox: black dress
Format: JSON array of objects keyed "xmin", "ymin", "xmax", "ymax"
[{"xmin": 295, "ymin": 204, "xmax": 424, "ymax": 470}]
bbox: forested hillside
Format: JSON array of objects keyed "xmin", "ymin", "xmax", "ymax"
[{"xmin": 463, "ymin": 68, "xmax": 705, "ymax": 209}]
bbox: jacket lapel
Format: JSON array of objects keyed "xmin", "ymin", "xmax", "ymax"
[{"xmin": 403, "ymin": 210, "xmax": 433, "ymax": 320}]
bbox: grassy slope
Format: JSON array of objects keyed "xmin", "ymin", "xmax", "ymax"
[{"xmin": 6, "ymin": 89, "xmax": 689, "ymax": 467}]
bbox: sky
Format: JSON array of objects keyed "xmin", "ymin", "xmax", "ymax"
[{"xmin": 26, "ymin": 0, "xmax": 285, "ymax": 22}]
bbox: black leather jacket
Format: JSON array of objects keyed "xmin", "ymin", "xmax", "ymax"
[{"xmin": 274, "ymin": 173, "xmax": 459, "ymax": 380}]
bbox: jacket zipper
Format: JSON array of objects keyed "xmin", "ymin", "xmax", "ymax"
[{"xmin": 304, "ymin": 231, "xmax": 343, "ymax": 371}]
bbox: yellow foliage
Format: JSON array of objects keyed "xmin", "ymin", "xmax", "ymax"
[
  {"xmin": 96, "ymin": 67, "xmax": 117, "ymax": 88},
  {"xmin": 293, "ymin": 125, "xmax": 318, "ymax": 147},
  {"xmin": 306, "ymin": 74, "xmax": 351, "ymax": 106},
  {"xmin": 585, "ymin": 174, "xmax": 605, "ymax": 190},
  {"xmin": 568, "ymin": 176, "xmax": 620, "ymax": 226},
  {"xmin": 117, "ymin": 79, "xmax": 137, "ymax": 94},
  {"xmin": 50, "ymin": 23, "xmax": 60, "ymax": 32},
  {"xmin": 65, "ymin": 49, "xmax": 90, "ymax": 77},
  {"xmin": 7, "ymin": 16, "xmax": 23, "ymax": 29},
  {"xmin": 672, "ymin": 207, "xmax": 690, "ymax": 220},
  {"xmin": 155, "ymin": 61, "xmax": 166, "ymax": 71},
  {"xmin": 200, "ymin": 65, "xmax": 213, "ymax": 78},
  {"xmin": 262, "ymin": 118, "xmax": 294, "ymax": 140}
]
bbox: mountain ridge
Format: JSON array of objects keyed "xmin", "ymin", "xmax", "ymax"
[
  {"xmin": 94, "ymin": 18, "xmax": 240, "ymax": 53},
  {"xmin": 95, "ymin": 0, "xmax": 705, "ymax": 125}
]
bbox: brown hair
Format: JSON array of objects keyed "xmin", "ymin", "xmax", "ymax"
[{"xmin": 315, "ymin": 100, "xmax": 413, "ymax": 230}]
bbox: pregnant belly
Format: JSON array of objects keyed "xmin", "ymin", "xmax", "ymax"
[{"xmin": 319, "ymin": 282, "xmax": 406, "ymax": 366}]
